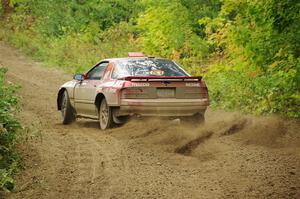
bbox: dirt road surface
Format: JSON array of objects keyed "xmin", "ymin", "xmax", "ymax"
[{"xmin": 1, "ymin": 42, "xmax": 300, "ymax": 199}]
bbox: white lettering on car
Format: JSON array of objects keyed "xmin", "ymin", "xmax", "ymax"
[
  {"xmin": 131, "ymin": 83, "xmax": 150, "ymax": 87},
  {"xmin": 185, "ymin": 83, "xmax": 200, "ymax": 87}
]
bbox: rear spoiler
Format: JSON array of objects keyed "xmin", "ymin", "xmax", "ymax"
[{"xmin": 117, "ymin": 76, "xmax": 202, "ymax": 82}]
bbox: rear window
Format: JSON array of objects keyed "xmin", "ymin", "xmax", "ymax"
[{"xmin": 111, "ymin": 59, "xmax": 188, "ymax": 79}]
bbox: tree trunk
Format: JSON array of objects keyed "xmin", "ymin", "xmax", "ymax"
[{"xmin": 1, "ymin": 0, "xmax": 12, "ymax": 16}]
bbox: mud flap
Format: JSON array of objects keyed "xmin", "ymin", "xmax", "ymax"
[{"xmin": 112, "ymin": 108, "xmax": 129, "ymax": 124}]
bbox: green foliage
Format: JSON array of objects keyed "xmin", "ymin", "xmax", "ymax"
[
  {"xmin": 16, "ymin": 0, "xmax": 141, "ymax": 37},
  {"xmin": 203, "ymin": 0, "xmax": 300, "ymax": 118},
  {"xmin": 3, "ymin": 19, "xmax": 140, "ymax": 73},
  {"xmin": 137, "ymin": 0, "xmax": 209, "ymax": 60},
  {"xmin": 0, "ymin": 67, "xmax": 21, "ymax": 191},
  {"xmin": 1, "ymin": 0, "xmax": 143, "ymax": 73},
  {"xmin": 180, "ymin": 0, "xmax": 222, "ymax": 37}
]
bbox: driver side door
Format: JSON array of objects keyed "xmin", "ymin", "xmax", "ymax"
[{"xmin": 74, "ymin": 62, "xmax": 108, "ymax": 117}]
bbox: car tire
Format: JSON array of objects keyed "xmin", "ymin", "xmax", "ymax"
[
  {"xmin": 99, "ymin": 98, "xmax": 114, "ymax": 130},
  {"xmin": 61, "ymin": 90, "xmax": 75, "ymax": 124}
]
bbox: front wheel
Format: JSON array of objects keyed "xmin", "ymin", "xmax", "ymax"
[
  {"xmin": 61, "ymin": 91, "xmax": 75, "ymax": 124},
  {"xmin": 99, "ymin": 98, "xmax": 114, "ymax": 130}
]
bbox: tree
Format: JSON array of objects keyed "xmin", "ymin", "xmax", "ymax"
[{"xmin": 137, "ymin": 0, "xmax": 209, "ymax": 60}]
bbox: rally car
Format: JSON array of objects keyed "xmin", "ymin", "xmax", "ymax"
[{"xmin": 57, "ymin": 53, "xmax": 209, "ymax": 129}]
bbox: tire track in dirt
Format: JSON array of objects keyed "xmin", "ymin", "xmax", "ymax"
[
  {"xmin": 70, "ymin": 133, "xmax": 104, "ymax": 198},
  {"xmin": 175, "ymin": 131, "xmax": 213, "ymax": 155},
  {"xmin": 1, "ymin": 42, "xmax": 300, "ymax": 199}
]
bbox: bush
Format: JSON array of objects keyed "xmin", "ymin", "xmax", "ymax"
[
  {"xmin": 0, "ymin": 67, "xmax": 21, "ymax": 191},
  {"xmin": 203, "ymin": 0, "xmax": 300, "ymax": 118}
]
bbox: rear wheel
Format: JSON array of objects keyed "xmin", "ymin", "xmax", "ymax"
[
  {"xmin": 61, "ymin": 91, "xmax": 75, "ymax": 124},
  {"xmin": 99, "ymin": 98, "xmax": 114, "ymax": 130}
]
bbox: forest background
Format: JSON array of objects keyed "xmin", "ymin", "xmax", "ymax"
[{"xmin": 0, "ymin": 0, "xmax": 299, "ymax": 118}]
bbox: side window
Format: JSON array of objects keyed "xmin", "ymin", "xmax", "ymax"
[{"xmin": 86, "ymin": 62, "xmax": 108, "ymax": 80}]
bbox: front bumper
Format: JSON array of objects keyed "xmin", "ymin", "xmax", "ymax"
[{"xmin": 115, "ymin": 98, "xmax": 209, "ymax": 117}]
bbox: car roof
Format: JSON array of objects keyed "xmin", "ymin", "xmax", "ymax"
[{"xmin": 102, "ymin": 57, "xmax": 171, "ymax": 63}]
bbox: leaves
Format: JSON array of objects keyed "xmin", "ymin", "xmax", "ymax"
[
  {"xmin": 204, "ymin": 0, "xmax": 300, "ymax": 118},
  {"xmin": 0, "ymin": 67, "xmax": 21, "ymax": 191}
]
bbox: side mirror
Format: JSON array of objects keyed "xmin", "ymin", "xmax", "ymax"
[
  {"xmin": 73, "ymin": 74, "xmax": 82, "ymax": 81},
  {"xmin": 73, "ymin": 73, "xmax": 87, "ymax": 81}
]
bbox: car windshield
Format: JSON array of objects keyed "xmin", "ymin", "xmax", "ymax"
[{"xmin": 112, "ymin": 59, "xmax": 188, "ymax": 79}]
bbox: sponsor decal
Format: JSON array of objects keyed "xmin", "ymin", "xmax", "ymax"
[
  {"xmin": 149, "ymin": 69, "xmax": 164, "ymax": 76},
  {"xmin": 131, "ymin": 83, "xmax": 150, "ymax": 87},
  {"xmin": 185, "ymin": 82, "xmax": 200, "ymax": 87}
]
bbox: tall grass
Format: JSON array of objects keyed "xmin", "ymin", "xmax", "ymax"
[{"xmin": 0, "ymin": 67, "xmax": 21, "ymax": 191}]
